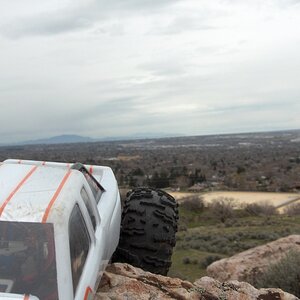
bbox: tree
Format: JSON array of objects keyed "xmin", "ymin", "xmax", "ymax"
[{"xmin": 208, "ymin": 197, "xmax": 235, "ymax": 223}]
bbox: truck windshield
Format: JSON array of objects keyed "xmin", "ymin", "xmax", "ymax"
[{"xmin": 0, "ymin": 221, "xmax": 58, "ymax": 300}]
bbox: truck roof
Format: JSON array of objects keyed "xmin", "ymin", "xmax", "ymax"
[{"xmin": 0, "ymin": 160, "xmax": 107, "ymax": 224}]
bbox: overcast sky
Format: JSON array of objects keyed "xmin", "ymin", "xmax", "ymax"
[{"xmin": 0, "ymin": 0, "xmax": 299, "ymax": 143}]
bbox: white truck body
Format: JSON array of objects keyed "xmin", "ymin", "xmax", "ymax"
[
  {"xmin": 0, "ymin": 294, "xmax": 38, "ymax": 300},
  {"xmin": 0, "ymin": 159, "xmax": 122, "ymax": 300}
]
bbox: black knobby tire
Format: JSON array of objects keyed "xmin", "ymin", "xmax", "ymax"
[{"xmin": 113, "ymin": 188, "xmax": 179, "ymax": 275}]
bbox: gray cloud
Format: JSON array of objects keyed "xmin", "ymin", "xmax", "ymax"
[
  {"xmin": 149, "ymin": 16, "xmax": 218, "ymax": 36},
  {"xmin": 0, "ymin": 0, "xmax": 299, "ymax": 143},
  {"xmin": 2, "ymin": 15, "xmax": 92, "ymax": 38},
  {"xmin": 79, "ymin": 97, "xmax": 140, "ymax": 120},
  {"xmin": 1, "ymin": 0, "xmax": 180, "ymax": 38},
  {"xmin": 275, "ymin": 0, "xmax": 300, "ymax": 7},
  {"xmin": 139, "ymin": 60, "xmax": 187, "ymax": 77}
]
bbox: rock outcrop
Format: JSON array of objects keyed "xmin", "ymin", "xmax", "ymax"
[
  {"xmin": 96, "ymin": 263, "xmax": 298, "ymax": 300},
  {"xmin": 207, "ymin": 235, "xmax": 300, "ymax": 282}
]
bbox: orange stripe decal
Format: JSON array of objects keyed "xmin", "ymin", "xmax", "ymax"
[
  {"xmin": 0, "ymin": 166, "xmax": 38, "ymax": 217},
  {"xmin": 24, "ymin": 295, "xmax": 30, "ymax": 300},
  {"xmin": 42, "ymin": 170, "xmax": 72, "ymax": 223},
  {"xmin": 84, "ymin": 287, "xmax": 93, "ymax": 300},
  {"xmin": 89, "ymin": 166, "xmax": 93, "ymax": 174}
]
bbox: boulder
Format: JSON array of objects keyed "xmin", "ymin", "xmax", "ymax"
[
  {"xmin": 96, "ymin": 263, "xmax": 205, "ymax": 300},
  {"xmin": 207, "ymin": 235, "xmax": 300, "ymax": 283},
  {"xmin": 195, "ymin": 277, "xmax": 297, "ymax": 300},
  {"xmin": 96, "ymin": 263, "xmax": 298, "ymax": 300}
]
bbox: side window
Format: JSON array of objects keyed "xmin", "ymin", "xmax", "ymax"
[
  {"xmin": 83, "ymin": 171, "xmax": 102, "ymax": 202},
  {"xmin": 81, "ymin": 187, "xmax": 96, "ymax": 230},
  {"xmin": 71, "ymin": 163, "xmax": 103, "ymax": 203},
  {"xmin": 69, "ymin": 205, "xmax": 90, "ymax": 295}
]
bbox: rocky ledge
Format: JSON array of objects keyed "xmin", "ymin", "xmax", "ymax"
[
  {"xmin": 207, "ymin": 235, "xmax": 300, "ymax": 283},
  {"xmin": 96, "ymin": 263, "xmax": 298, "ymax": 300}
]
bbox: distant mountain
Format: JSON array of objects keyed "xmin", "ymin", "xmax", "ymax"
[
  {"xmin": 20, "ymin": 134, "xmax": 94, "ymax": 145},
  {"xmin": 0, "ymin": 129, "xmax": 299, "ymax": 147},
  {"xmin": 6, "ymin": 132, "xmax": 183, "ymax": 146}
]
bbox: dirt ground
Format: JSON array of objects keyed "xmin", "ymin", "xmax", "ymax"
[{"xmin": 169, "ymin": 191, "xmax": 300, "ymax": 211}]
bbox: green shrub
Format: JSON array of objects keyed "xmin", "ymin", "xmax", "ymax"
[
  {"xmin": 208, "ymin": 197, "xmax": 235, "ymax": 223},
  {"xmin": 180, "ymin": 196, "xmax": 205, "ymax": 212},
  {"xmin": 201, "ymin": 255, "xmax": 222, "ymax": 268},
  {"xmin": 182, "ymin": 257, "xmax": 191, "ymax": 264},
  {"xmin": 284, "ymin": 203, "xmax": 300, "ymax": 216},
  {"xmin": 178, "ymin": 223, "xmax": 188, "ymax": 232},
  {"xmin": 243, "ymin": 202, "xmax": 277, "ymax": 216},
  {"xmin": 255, "ymin": 250, "xmax": 300, "ymax": 297}
]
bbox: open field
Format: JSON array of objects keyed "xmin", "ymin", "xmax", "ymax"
[
  {"xmin": 170, "ymin": 191, "xmax": 300, "ymax": 212},
  {"xmin": 169, "ymin": 190, "xmax": 300, "ymax": 281},
  {"xmin": 169, "ymin": 206, "xmax": 300, "ymax": 282}
]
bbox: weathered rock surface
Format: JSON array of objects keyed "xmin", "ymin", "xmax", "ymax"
[
  {"xmin": 207, "ymin": 235, "xmax": 300, "ymax": 282},
  {"xmin": 195, "ymin": 277, "xmax": 298, "ymax": 300},
  {"xmin": 96, "ymin": 263, "xmax": 298, "ymax": 300}
]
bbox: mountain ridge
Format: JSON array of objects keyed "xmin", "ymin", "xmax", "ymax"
[
  {"xmin": 8, "ymin": 132, "xmax": 182, "ymax": 146},
  {"xmin": 1, "ymin": 128, "xmax": 299, "ymax": 147}
]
